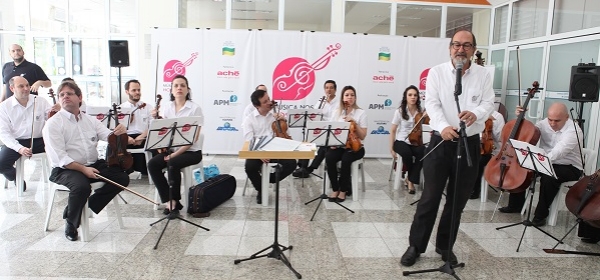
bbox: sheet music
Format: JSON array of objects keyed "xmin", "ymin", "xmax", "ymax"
[
  {"xmin": 509, "ymin": 139, "xmax": 556, "ymax": 178},
  {"xmin": 306, "ymin": 121, "xmax": 349, "ymax": 147},
  {"xmin": 257, "ymin": 137, "xmax": 302, "ymax": 151}
]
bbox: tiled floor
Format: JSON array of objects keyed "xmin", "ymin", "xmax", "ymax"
[{"xmin": 1, "ymin": 155, "xmax": 599, "ymax": 279}]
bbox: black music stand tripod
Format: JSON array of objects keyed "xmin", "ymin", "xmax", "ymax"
[
  {"xmin": 288, "ymin": 109, "xmax": 324, "ymax": 185},
  {"xmin": 234, "ymin": 162, "xmax": 301, "ymax": 279},
  {"xmin": 147, "ymin": 118, "xmax": 209, "ymax": 249},
  {"xmin": 304, "ymin": 124, "xmax": 354, "ymax": 221},
  {"xmin": 495, "ymin": 140, "xmax": 561, "ymax": 251}
]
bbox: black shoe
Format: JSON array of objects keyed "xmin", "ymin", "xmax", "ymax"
[
  {"xmin": 581, "ymin": 237, "xmax": 600, "ymax": 244},
  {"xmin": 65, "ymin": 222, "xmax": 78, "ymax": 241},
  {"xmin": 256, "ymin": 193, "xmax": 262, "ymax": 204},
  {"xmin": 408, "ymin": 189, "xmax": 416, "ymax": 195},
  {"xmin": 292, "ymin": 168, "xmax": 309, "ymax": 178},
  {"xmin": 400, "ymin": 246, "xmax": 420, "ymax": 266},
  {"xmin": 499, "ymin": 206, "xmax": 520, "ymax": 213},
  {"xmin": 435, "ymin": 248, "xmax": 458, "ymax": 265},
  {"xmin": 469, "ymin": 192, "xmax": 479, "ymax": 199},
  {"xmin": 162, "ymin": 208, "xmax": 170, "ymax": 215},
  {"xmin": 531, "ymin": 217, "xmax": 546, "ymax": 227},
  {"xmin": 328, "ymin": 196, "xmax": 337, "ymax": 202}
]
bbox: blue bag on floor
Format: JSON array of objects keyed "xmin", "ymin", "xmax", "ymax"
[{"xmin": 194, "ymin": 164, "xmax": 220, "ymax": 184}]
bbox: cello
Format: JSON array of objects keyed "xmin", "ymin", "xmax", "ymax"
[
  {"xmin": 106, "ymin": 103, "xmax": 134, "ymax": 170},
  {"xmin": 483, "ymin": 82, "xmax": 541, "ymax": 193},
  {"xmin": 565, "ymin": 169, "xmax": 600, "ymax": 228}
]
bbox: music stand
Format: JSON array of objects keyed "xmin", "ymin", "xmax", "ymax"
[
  {"xmin": 88, "ymin": 105, "xmax": 132, "ymax": 129},
  {"xmin": 147, "ymin": 117, "xmax": 210, "ymax": 249},
  {"xmin": 303, "ymin": 121, "xmax": 354, "ymax": 220},
  {"xmin": 287, "ymin": 109, "xmax": 324, "ymax": 183},
  {"xmin": 495, "ymin": 139, "xmax": 561, "ymax": 252}
]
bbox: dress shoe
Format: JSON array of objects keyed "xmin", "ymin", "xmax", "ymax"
[
  {"xmin": 400, "ymin": 246, "xmax": 420, "ymax": 266},
  {"xmin": 499, "ymin": 206, "xmax": 520, "ymax": 213},
  {"xmin": 292, "ymin": 168, "xmax": 310, "ymax": 178},
  {"xmin": 581, "ymin": 237, "xmax": 600, "ymax": 244},
  {"xmin": 469, "ymin": 192, "xmax": 479, "ymax": 199},
  {"xmin": 435, "ymin": 248, "xmax": 458, "ymax": 265},
  {"xmin": 408, "ymin": 189, "xmax": 416, "ymax": 195},
  {"xmin": 531, "ymin": 217, "xmax": 546, "ymax": 227},
  {"xmin": 163, "ymin": 201, "xmax": 184, "ymax": 215},
  {"xmin": 256, "ymin": 192, "xmax": 262, "ymax": 204},
  {"xmin": 337, "ymin": 192, "xmax": 347, "ymax": 202},
  {"xmin": 65, "ymin": 222, "xmax": 78, "ymax": 241}
]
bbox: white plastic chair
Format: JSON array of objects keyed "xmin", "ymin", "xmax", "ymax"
[
  {"xmin": 44, "ymin": 182, "xmax": 124, "ymax": 242},
  {"xmin": 15, "ymin": 152, "xmax": 51, "ymax": 196},
  {"xmin": 325, "ymin": 159, "xmax": 366, "ymax": 202}
]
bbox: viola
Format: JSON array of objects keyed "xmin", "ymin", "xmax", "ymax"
[
  {"xmin": 106, "ymin": 103, "xmax": 134, "ymax": 170},
  {"xmin": 407, "ymin": 111, "xmax": 430, "ymax": 146},
  {"xmin": 270, "ymin": 101, "xmax": 292, "ymax": 139},
  {"xmin": 48, "ymin": 89, "xmax": 58, "ymax": 118},
  {"xmin": 154, "ymin": 94, "xmax": 163, "ymax": 119},
  {"xmin": 129, "ymin": 102, "xmax": 147, "ymax": 123},
  {"xmin": 483, "ymin": 81, "xmax": 541, "ymax": 193},
  {"xmin": 317, "ymin": 96, "xmax": 327, "ymax": 110},
  {"xmin": 480, "ymin": 118, "xmax": 495, "ymax": 155},
  {"xmin": 343, "ymin": 102, "xmax": 361, "ymax": 152},
  {"xmin": 566, "ymin": 169, "xmax": 600, "ymax": 228}
]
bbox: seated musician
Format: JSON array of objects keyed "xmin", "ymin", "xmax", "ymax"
[
  {"xmin": 120, "ymin": 79, "xmax": 154, "ymax": 175},
  {"xmin": 42, "ymin": 81, "xmax": 129, "ymax": 241},
  {"xmin": 326, "ymin": 85, "xmax": 367, "ymax": 202},
  {"xmin": 293, "ymin": 79, "xmax": 339, "ymax": 178},
  {"xmin": 499, "ymin": 102, "xmax": 582, "ymax": 227},
  {"xmin": 243, "ymin": 84, "xmax": 268, "ymax": 117},
  {"xmin": 148, "ymin": 74, "xmax": 203, "ymax": 215},
  {"xmin": 389, "ymin": 85, "xmax": 426, "ymax": 194},
  {"xmin": 470, "ymin": 110, "xmax": 505, "ymax": 199},
  {"xmin": 242, "ymin": 89, "xmax": 296, "ymax": 204},
  {"xmin": 0, "ymin": 76, "xmax": 58, "ymax": 190}
]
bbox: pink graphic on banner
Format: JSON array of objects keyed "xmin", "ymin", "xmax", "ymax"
[
  {"xmin": 272, "ymin": 43, "xmax": 341, "ymax": 100},
  {"xmin": 419, "ymin": 68, "xmax": 430, "ymax": 90},
  {"xmin": 163, "ymin": 52, "xmax": 199, "ymax": 82}
]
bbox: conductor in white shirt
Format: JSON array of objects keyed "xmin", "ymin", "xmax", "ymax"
[
  {"xmin": 242, "ymin": 89, "xmax": 296, "ymax": 204},
  {"xmin": 42, "ymin": 81, "xmax": 130, "ymax": 241}
]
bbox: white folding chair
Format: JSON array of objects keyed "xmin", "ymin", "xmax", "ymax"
[
  {"xmin": 15, "ymin": 152, "xmax": 51, "ymax": 196},
  {"xmin": 242, "ymin": 162, "xmax": 278, "ymax": 207},
  {"xmin": 44, "ymin": 182, "xmax": 124, "ymax": 242},
  {"xmin": 325, "ymin": 159, "xmax": 366, "ymax": 202}
]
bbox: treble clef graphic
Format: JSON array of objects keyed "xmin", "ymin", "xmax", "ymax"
[
  {"xmin": 163, "ymin": 52, "xmax": 199, "ymax": 82},
  {"xmin": 272, "ymin": 43, "xmax": 342, "ymax": 101}
]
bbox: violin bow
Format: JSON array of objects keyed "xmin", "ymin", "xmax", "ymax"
[
  {"xmin": 154, "ymin": 44, "xmax": 160, "ymax": 105},
  {"xmin": 95, "ymin": 174, "xmax": 160, "ymax": 205},
  {"xmin": 29, "ymin": 96, "xmax": 37, "ymax": 156}
]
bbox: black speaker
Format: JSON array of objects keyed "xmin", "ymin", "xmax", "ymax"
[
  {"xmin": 568, "ymin": 65, "xmax": 600, "ymax": 102},
  {"xmin": 108, "ymin": 40, "xmax": 129, "ymax": 67}
]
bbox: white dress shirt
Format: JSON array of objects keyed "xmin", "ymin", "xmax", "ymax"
[
  {"xmin": 314, "ymin": 96, "xmax": 339, "ymax": 121},
  {"xmin": 0, "ymin": 94, "xmax": 52, "ymax": 152},
  {"xmin": 425, "ymin": 61, "xmax": 495, "ymax": 137},
  {"xmin": 160, "ymin": 100, "xmax": 204, "ymax": 152},
  {"xmin": 243, "ymin": 103, "xmax": 256, "ymax": 118},
  {"xmin": 42, "ymin": 109, "xmax": 112, "ymax": 168},
  {"xmin": 330, "ymin": 107, "xmax": 368, "ymax": 145},
  {"xmin": 536, "ymin": 117, "xmax": 583, "ymax": 170},
  {"xmin": 391, "ymin": 108, "xmax": 421, "ymax": 144},
  {"xmin": 242, "ymin": 109, "xmax": 276, "ymax": 141},
  {"xmin": 120, "ymin": 101, "xmax": 154, "ymax": 135}
]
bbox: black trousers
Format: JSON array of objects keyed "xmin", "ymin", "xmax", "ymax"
[
  {"xmin": 0, "ymin": 138, "xmax": 45, "ymax": 182},
  {"xmin": 297, "ymin": 146, "xmax": 326, "ymax": 170},
  {"xmin": 393, "ymin": 140, "xmax": 425, "ymax": 185},
  {"xmin": 49, "ymin": 159, "xmax": 128, "ymax": 228},
  {"xmin": 245, "ymin": 159, "xmax": 297, "ymax": 192},
  {"xmin": 507, "ymin": 164, "xmax": 581, "ymax": 219},
  {"xmin": 578, "ymin": 221, "xmax": 600, "ymax": 239},
  {"xmin": 409, "ymin": 134, "xmax": 480, "ymax": 253},
  {"xmin": 325, "ymin": 147, "xmax": 365, "ymax": 192},
  {"xmin": 126, "ymin": 133, "xmax": 148, "ymax": 175},
  {"xmin": 148, "ymin": 150, "xmax": 202, "ymax": 203},
  {"xmin": 472, "ymin": 153, "xmax": 492, "ymax": 196}
]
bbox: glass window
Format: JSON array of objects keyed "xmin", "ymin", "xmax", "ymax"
[
  {"xmin": 506, "ymin": 47, "xmax": 544, "ymax": 91},
  {"xmin": 231, "ymin": 0, "xmax": 278, "ymax": 30},
  {"xmin": 344, "ymin": 1, "xmax": 391, "ymax": 35},
  {"xmin": 447, "ymin": 7, "xmax": 490, "ymax": 46},
  {"xmin": 553, "ymin": 0, "xmax": 600, "ymax": 34},
  {"xmin": 30, "ymin": 0, "xmax": 67, "ymax": 32},
  {"xmin": 284, "ymin": 0, "xmax": 331, "ymax": 32},
  {"xmin": 110, "ymin": 0, "xmax": 136, "ymax": 34},
  {"xmin": 547, "ymin": 40, "xmax": 600, "ymax": 92},
  {"xmin": 396, "ymin": 4, "xmax": 441, "ymax": 37},
  {"xmin": 33, "ymin": 37, "xmax": 66, "ymax": 77},
  {"xmin": 69, "ymin": 0, "xmax": 105, "ymax": 33},
  {"xmin": 490, "ymin": 49, "xmax": 505, "ymax": 90},
  {"xmin": 80, "ymin": 79, "xmax": 108, "ymax": 106},
  {"xmin": 510, "ymin": 0, "xmax": 548, "ymax": 41},
  {"xmin": 0, "ymin": 34, "xmax": 26, "ymax": 65},
  {"xmin": 0, "ymin": 0, "xmax": 29, "ymax": 31},
  {"xmin": 493, "ymin": 5, "xmax": 508, "ymax": 44},
  {"xmin": 179, "ymin": 0, "xmax": 226, "ymax": 29},
  {"xmin": 72, "ymin": 38, "xmax": 104, "ymax": 77}
]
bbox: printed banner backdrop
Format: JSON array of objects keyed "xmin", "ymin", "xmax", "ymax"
[{"xmin": 150, "ymin": 29, "xmax": 449, "ymax": 157}]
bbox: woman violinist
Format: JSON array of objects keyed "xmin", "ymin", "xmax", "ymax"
[
  {"xmin": 325, "ymin": 85, "xmax": 367, "ymax": 202},
  {"xmin": 469, "ymin": 110, "xmax": 504, "ymax": 199},
  {"xmin": 148, "ymin": 74, "xmax": 204, "ymax": 214},
  {"xmin": 389, "ymin": 85, "xmax": 426, "ymax": 194}
]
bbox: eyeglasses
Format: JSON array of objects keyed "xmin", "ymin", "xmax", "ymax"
[
  {"xmin": 58, "ymin": 92, "xmax": 77, "ymax": 97},
  {"xmin": 450, "ymin": 42, "xmax": 474, "ymax": 50}
]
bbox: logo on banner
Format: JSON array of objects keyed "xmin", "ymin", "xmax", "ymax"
[
  {"xmin": 213, "ymin": 95, "xmax": 239, "ymax": 106},
  {"xmin": 217, "ymin": 69, "xmax": 240, "ymax": 78},
  {"xmin": 373, "ymin": 71, "xmax": 394, "ymax": 83},
  {"xmin": 272, "ymin": 43, "xmax": 342, "ymax": 101},
  {"xmin": 378, "ymin": 47, "xmax": 390, "ymax": 61},
  {"xmin": 368, "ymin": 99, "xmax": 393, "ymax": 110},
  {"xmin": 163, "ymin": 52, "xmax": 199, "ymax": 82},
  {"xmin": 419, "ymin": 68, "xmax": 430, "ymax": 90},
  {"xmin": 222, "ymin": 41, "xmax": 235, "ymax": 56},
  {"xmin": 371, "ymin": 125, "xmax": 390, "ymax": 135},
  {"xmin": 216, "ymin": 121, "xmax": 238, "ymax": 131}
]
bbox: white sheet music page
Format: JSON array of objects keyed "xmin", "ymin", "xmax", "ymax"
[
  {"xmin": 258, "ymin": 137, "xmax": 302, "ymax": 151},
  {"xmin": 509, "ymin": 139, "xmax": 556, "ymax": 178}
]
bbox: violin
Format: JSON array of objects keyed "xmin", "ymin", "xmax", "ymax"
[
  {"xmin": 407, "ymin": 111, "xmax": 430, "ymax": 146},
  {"xmin": 48, "ymin": 89, "xmax": 58, "ymax": 118},
  {"xmin": 343, "ymin": 102, "xmax": 361, "ymax": 152},
  {"xmin": 484, "ymin": 81, "xmax": 541, "ymax": 193},
  {"xmin": 317, "ymin": 96, "xmax": 327, "ymax": 110},
  {"xmin": 566, "ymin": 169, "xmax": 600, "ymax": 228},
  {"xmin": 270, "ymin": 101, "xmax": 292, "ymax": 139},
  {"xmin": 480, "ymin": 118, "xmax": 494, "ymax": 155},
  {"xmin": 129, "ymin": 102, "xmax": 147, "ymax": 123},
  {"xmin": 106, "ymin": 103, "xmax": 134, "ymax": 170},
  {"xmin": 154, "ymin": 94, "xmax": 163, "ymax": 119}
]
